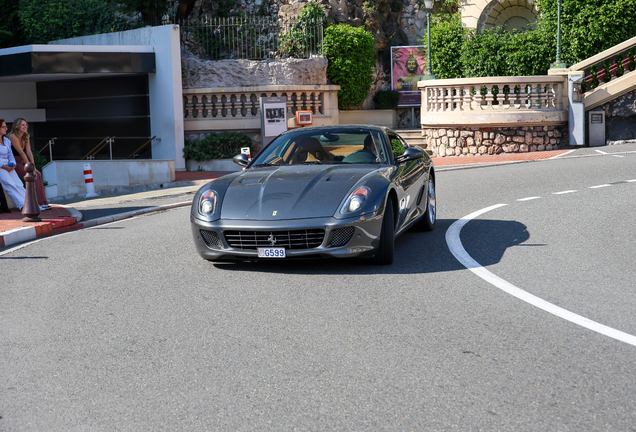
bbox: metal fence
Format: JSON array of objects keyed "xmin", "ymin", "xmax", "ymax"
[
  {"xmin": 181, "ymin": 16, "xmax": 323, "ymax": 60},
  {"xmin": 148, "ymin": 15, "xmax": 324, "ymax": 60}
]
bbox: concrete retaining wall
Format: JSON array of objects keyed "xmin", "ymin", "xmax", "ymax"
[{"xmin": 43, "ymin": 160, "xmax": 175, "ymax": 199}]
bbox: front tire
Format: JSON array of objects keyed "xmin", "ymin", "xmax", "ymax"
[{"xmin": 373, "ymin": 197, "xmax": 395, "ymax": 265}]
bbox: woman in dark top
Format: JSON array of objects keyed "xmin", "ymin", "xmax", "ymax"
[{"xmin": 8, "ymin": 118, "xmax": 50, "ymax": 209}]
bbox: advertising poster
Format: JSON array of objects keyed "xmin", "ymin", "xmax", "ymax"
[{"xmin": 391, "ymin": 46, "xmax": 427, "ymax": 106}]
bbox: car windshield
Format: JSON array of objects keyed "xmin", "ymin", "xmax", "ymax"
[{"xmin": 252, "ymin": 129, "xmax": 389, "ymax": 166}]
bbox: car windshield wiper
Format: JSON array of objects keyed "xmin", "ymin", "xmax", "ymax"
[
  {"xmin": 301, "ymin": 161, "xmax": 322, "ymax": 165},
  {"xmin": 252, "ymin": 163, "xmax": 277, "ymax": 167}
]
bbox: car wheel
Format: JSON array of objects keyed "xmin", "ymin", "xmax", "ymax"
[
  {"xmin": 414, "ymin": 177, "xmax": 436, "ymax": 232},
  {"xmin": 373, "ymin": 197, "xmax": 395, "ymax": 265}
]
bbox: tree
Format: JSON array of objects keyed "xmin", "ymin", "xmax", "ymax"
[{"xmin": 18, "ymin": 0, "xmax": 124, "ymax": 44}]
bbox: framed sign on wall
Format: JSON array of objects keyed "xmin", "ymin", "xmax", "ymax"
[{"xmin": 260, "ymin": 96, "xmax": 288, "ymax": 147}]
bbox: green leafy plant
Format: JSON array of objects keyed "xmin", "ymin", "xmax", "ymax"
[
  {"xmin": 425, "ymin": 0, "xmax": 636, "ymax": 79},
  {"xmin": 536, "ymin": 0, "xmax": 636, "ymax": 67},
  {"xmin": 323, "ymin": 24, "xmax": 376, "ymax": 109},
  {"xmin": 425, "ymin": 13, "xmax": 467, "ymax": 79},
  {"xmin": 278, "ymin": 3, "xmax": 326, "ymax": 58},
  {"xmin": 33, "ymin": 151, "xmax": 49, "ymax": 173},
  {"xmin": 373, "ymin": 89, "xmax": 399, "ymax": 109},
  {"xmin": 391, "ymin": 139, "xmax": 405, "ymax": 156},
  {"xmin": 0, "ymin": 0, "xmax": 23, "ymax": 48},
  {"xmin": 18, "ymin": 0, "xmax": 126, "ymax": 44},
  {"xmin": 183, "ymin": 132, "xmax": 252, "ymax": 161}
]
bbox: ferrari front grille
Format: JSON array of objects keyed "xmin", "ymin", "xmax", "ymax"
[
  {"xmin": 330, "ymin": 227, "xmax": 355, "ymax": 247},
  {"xmin": 224, "ymin": 229, "xmax": 325, "ymax": 250},
  {"xmin": 200, "ymin": 230, "xmax": 223, "ymax": 250}
]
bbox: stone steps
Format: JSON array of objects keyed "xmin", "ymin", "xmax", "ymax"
[{"xmin": 395, "ymin": 128, "xmax": 432, "ymax": 155}]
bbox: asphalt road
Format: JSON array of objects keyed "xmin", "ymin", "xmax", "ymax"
[{"xmin": 1, "ymin": 150, "xmax": 635, "ymax": 431}]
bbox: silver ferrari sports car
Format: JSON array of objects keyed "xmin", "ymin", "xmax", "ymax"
[{"xmin": 190, "ymin": 125, "xmax": 436, "ymax": 264}]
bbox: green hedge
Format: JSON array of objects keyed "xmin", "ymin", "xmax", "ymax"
[
  {"xmin": 324, "ymin": 24, "xmax": 376, "ymax": 110},
  {"xmin": 373, "ymin": 89, "xmax": 399, "ymax": 109},
  {"xmin": 18, "ymin": 0, "xmax": 126, "ymax": 44},
  {"xmin": 426, "ymin": 0, "xmax": 636, "ymax": 79},
  {"xmin": 183, "ymin": 132, "xmax": 252, "ymax": 161}
]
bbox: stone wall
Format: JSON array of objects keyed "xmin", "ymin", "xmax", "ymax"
[{"xmin": 424, "ymin": 126, "xmax": 564, "ymax": 157}]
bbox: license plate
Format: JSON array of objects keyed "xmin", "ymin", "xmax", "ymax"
[{"xmin": 257, "ymin": 247, "xmax": 286, "ymax": 258}]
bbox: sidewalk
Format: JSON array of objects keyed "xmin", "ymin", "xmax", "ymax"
[{"xmin": 0, "ymin": 150, "xmax": 573, "ymax": 249}]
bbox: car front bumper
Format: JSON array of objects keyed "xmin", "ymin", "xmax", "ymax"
[{"xmin": 190, "ymin": 212, "xmax": 384, "ymax": 261}]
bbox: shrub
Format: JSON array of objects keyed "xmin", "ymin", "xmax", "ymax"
[
  {"xmin": 426, "ymin": 0, "xmax": 636, "ymax": 79},
  {"xmin": 18, "ymin": 0, "xmax": 126, "ymax": 44},
  {"xmin": 537, "ymin": 0, "xmax": 636, "ymax": 66},
  {"xmin": 425, "ymin": 13, "xmax": 467, "ymax": 79},
  {"xmin": 278, "ymin": 2, "xmax": 326, "ymax": 58},
  {"xmin": 373, "ymin": 89, "xmax": 399, "ymax": 109},
  {"xmin": 183, "ymin": 132, "xmax": 252, "ymax": 161},
  {"xmin": 323, "ymin": 24, "xmax": 376, "ymax": 110},
  {"xmin": 0, "ymin": 0, "xmax": 23, "ymax": 48},
  {"xmin": 33, "ymin": 151, "xmax": 50, "ymax": 173}
]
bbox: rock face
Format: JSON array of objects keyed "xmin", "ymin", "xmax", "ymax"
[
  {"xmin": 593, "ymin": 89, "xmax": 636, "ymax": 142},
  {"xmin": 182, "ymin": 52, "xmax": 328, "ymax": 88}
]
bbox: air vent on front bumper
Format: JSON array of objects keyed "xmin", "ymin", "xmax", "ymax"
[
  {"xmin": 224, "ymin": 229, "xmax": 325, "ymax": 250},
  {"xmin": 330, "ymin": 226, "xmax": 355, "ymax": 247},
  {"xmin": 200, "ymin": 230, "xmax": 224, "ymax": 250}
]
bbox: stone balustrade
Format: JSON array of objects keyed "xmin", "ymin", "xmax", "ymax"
[
  {"xmin": 183, "ymin": 85, "xmax": 340, "ymax": 133},
  {"xmin": 418, "ymin": 76, "xmax": 568, "ymax": 157}
]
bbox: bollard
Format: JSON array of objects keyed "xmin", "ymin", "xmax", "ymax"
[
  {"xmin": 21, "ymin": 163, "xmax": 41, "ymax": 222},
  {"xmin": 83, "ymin": 163, "xmax": 98, "ymax": 198}
]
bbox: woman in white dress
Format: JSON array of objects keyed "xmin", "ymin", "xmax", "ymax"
[{"xmin": 0, "ymin": 119, "xmax": 26, "ymax": 210}]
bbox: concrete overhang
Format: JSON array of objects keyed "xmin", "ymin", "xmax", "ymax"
[{"xmin": 0, "ymin": 45, "xmax": 155, "ymax": 83}]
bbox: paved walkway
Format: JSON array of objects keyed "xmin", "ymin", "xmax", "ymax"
[{"xmin": 0, "ymin": 149, "xmax": 573, "ymax": 249}]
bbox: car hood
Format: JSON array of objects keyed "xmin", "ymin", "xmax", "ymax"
[{"xmin": 221, "ymin": 165, "xmax": 377, "ymax": 220}]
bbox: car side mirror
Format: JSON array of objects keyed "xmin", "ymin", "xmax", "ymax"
[
  {"xmin": 394, "ymin": 147, "xmax": 423, "ymax": 164},
  {"xmin": 233, "ymin": 153, "xmax": 250, "ymax": 167}
]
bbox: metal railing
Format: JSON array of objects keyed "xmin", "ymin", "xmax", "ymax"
[
  {"xmin": 179, "ymin": 15, "xmax": 324, "ymax": 60},
  {"xmin": 82, "ymin": 137, "xmax": 115, "ymax": 160},
  {"xmin": 38, "ymin": 137, "xmax": 56, "ymax": 162},
  {"xmin": 570, "ymin": 36, "xmax": 636, "ymax": 93},
  {"xmin": 127, "ymin": 136, "xmax": 156, "ymax": 159}
]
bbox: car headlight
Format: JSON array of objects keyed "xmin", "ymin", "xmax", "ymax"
[
  {"xmin": 341, "ymin": 186, "xmax": 370, "ymax": 214},
  {"xmin": 199, "ymin": 190, "xmax": 219, "ymax": 216}
]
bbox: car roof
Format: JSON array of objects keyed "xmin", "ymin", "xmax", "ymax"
[{"xmin": 279, "ymin": 124, "xmax": 390, "ymax": 136}]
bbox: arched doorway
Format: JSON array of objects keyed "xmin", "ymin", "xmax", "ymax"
[
  {"xmin": 478, "ymin": 0, "xmax": 538, "ymax": 31},
  {"xmin": 461, "ymin": 0, "xmax": 538, "ymax": 31}
]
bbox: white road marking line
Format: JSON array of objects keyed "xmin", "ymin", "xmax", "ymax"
[
  {"xmin": 446, "ymin": 205, "xmax": 636, "ymax": 347},
  {"xmin": 595, "ymin": 149, "xmax": 624, "ymax": 158},
  {"xmin": 590, "ymin": 184, "xmax": 611, "ymax": 189},
  {"xmin": 517, "ymin": 197, "xmax": 541, "ymax": 201},
  {"xmin": 553, "ymin": 190, "xmax": 578, "ymax": 195},
  {"xmin": 550, "ymin": 150, "xmax": 575, "ymax": 159},
  {"xmin": 627, "ymin": 179, "xmax": 636, "ymax": 183}
]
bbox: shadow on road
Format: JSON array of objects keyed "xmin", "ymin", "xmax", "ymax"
[{"xmin": 212, "ymin": 218, "xmax": 535, "ymax": 275}]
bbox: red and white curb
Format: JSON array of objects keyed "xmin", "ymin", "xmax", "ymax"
[{"xmin": 1, "ymin": 202, "xmax": 191, "ymax": 249}]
